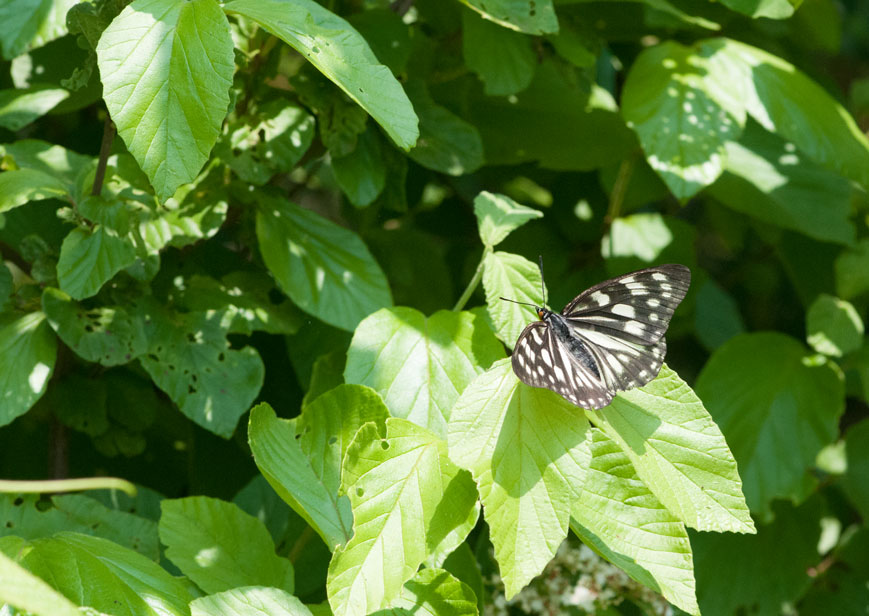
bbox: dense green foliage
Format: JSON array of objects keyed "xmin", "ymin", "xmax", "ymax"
[{"xmin": 0, "ymin": 0, "xmax": 868, "ymax": 614}]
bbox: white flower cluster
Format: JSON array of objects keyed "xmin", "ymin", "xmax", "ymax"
[{"xmin": 484, "ymin": 539, "xmax": 672, "ymax": 615}]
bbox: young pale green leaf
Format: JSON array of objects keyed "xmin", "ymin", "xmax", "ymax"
[
  {"xmin": 721, "ymin": 0, "xmax": 796, "ymax": 18},
  {"xmin": 588, "ymin": 365, "xmax": 755, "ymax": 534},
  {"xmin": 708, "ymin": 122, "xmax": 855, "ymax": 245},
  {"xmin": 570, "ymin": 429, "xmax": 698, "ymax": 616},
  {"xmin": 469, "ymin": 60, "xmax": 635, "ymax": 170},
  {"xmin": 462, "ymin": 9, "xmax": 536, "ymax": 96},
  {"xmin": 344, "ymin": 307, "xmax": 504, "ymax": 438},
  {"xmin": 191, "ymin": 586, "xmax": 314, "ymax": 616},
  {"xmin": 806, "ymin": 294, "xmax": 864, "ymax": 357},
  {"xmin": 473, "ymin": 191, "xmax": 543, "ymax": 248},
  {"xmin": 18, "ymin": 531, "xmax": 193, "ymax": 616},
  {"xmin": 692, "ymin": 498, "xmax": 821, "ymax": 615},
  {"xmin": 0, "ymin": 86, "xmax": 68, "ymax": 131},
  {"xmin": 835, "ymin": 239, "xmax": 869, "ymax": 300},
  {"xmin": 695, "ymin": 333, "xmax": 844, "ymax": 520},
  {"xmin": 56, "ymin": 226, "xmax": 137, "ymax": 300},
  {"xmin": 447, "ymin": 359, "xmax": 589, "ymax": 598},
  {"xmin": 482, "ymin": 251, "xmax": 544, "ymax": 348},
  {"xmin": 0, "ymin": 548, "xmax": 80, "ymax": 616},
  {"xmin": 693, "ymin": 278, "xmax": 745, "ymax": 351},
  {"xmin": 42, "ymin": 288, "xmax": 148, "ymax": 365},
  {"xmin": 332, "ymin": 127, "xmax": 387, "ymax": 207},
  {"xmin": 0, "ymin": 0, "xmax": 76, "ymax": 58},
  {"xmin": 256, "ymin": 194, "xmax": 392, "ymax": 331},
  {"xmin": 843, "ymin": 420, "xmax": 869, "ymax": 519},
  {"xmin": 718, "ymin": 38, "xmax": 869, "ymax": 190},
  {"xmin": 223, "ymin": 0, "xmax": 418, "ymax": 150},
  {"xmin": 139, "ymin": 306, "xmax": 264, "ymax": 438},
  {"xmin": 328, "ymin": 419, "xmax": 480, "ymax": 616},
  {"xmin": 249, "ymin": 402, "xmax": 354, "ymax": 549},
  {"xmin": 0, "ymin": 168, "xmax": 70, "ymax": 213},
  {"xmin": 97, "ymin": 0, "xmax": 235, "ymax": 201},
  {"xmin": 0, "ymin": 311, "xmax": 56, "ymax": 427},
  {"xmin": 622, "ymin": 41, "xmax": 746, "ymax": 199},
  {"xmin": 159, "ymin": 496, "xmax": 294, "ymax": 594},
  {"xmin": 459, "ymin": 0, "xmax": 558, "ymax": 34},
  {"xmin": 406, "ymin": 81, "xmax": 484, "ymax": 176},
  {"xmin": 370, "ymin": 568, "xmax": 479, "ymax": 616}
]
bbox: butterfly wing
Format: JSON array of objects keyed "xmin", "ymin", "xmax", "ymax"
[{"xmin": 512, "ymin": 321, "xmax": 614, "ymax": 409}]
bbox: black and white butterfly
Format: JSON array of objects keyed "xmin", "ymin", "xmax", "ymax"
[{"xmin": 504, "ymin": 263, "xmax": 690, "ymax": 409}]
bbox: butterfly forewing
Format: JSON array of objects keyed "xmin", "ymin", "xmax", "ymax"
[{"xmin": 510, "ymin": 264, "xmax": 690, "ymax": 409}]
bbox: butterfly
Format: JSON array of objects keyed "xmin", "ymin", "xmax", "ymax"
[{"xmin": 503, "ymin": 263, "xmax": 691, "ymax": 409}]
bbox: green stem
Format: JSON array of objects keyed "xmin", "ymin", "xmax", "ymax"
[
  {"xmin": 453, "ymin": 247, "xmax": 490, "ymax": 312},
  {"xmin": 603, "ymin": 155, "xmax": 637, "ymax": 258},
  {"xmin": 0, "ymin": 477, "xmax": 137, "ymax": 497}
]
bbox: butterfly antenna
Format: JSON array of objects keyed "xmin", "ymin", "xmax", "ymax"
[
  {"xmin": 538, "ymin": 255, "xmax": 547, "ymax": 308},
  {"xmin": 500, "ymin": 297, "xmax": 537, "ymax": 309}
]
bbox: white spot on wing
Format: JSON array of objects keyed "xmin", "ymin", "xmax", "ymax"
[{"xmin": 611, "ymin": 304, "xmax": 636, "ymax": 319}]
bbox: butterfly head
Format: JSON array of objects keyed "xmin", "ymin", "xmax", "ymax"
[{"xmin": 536, "ymin": 307, "xmax": 550, "ymax": 320}]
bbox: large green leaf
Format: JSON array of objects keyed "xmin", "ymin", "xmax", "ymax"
[
  {"xmin": 332, "ymin": 126, "xmax": 387, "ymax": 207},
  {"xmin": 0, "ymin": 168, "xmax": 70, "ymax": 213},
  {"xmin": 159, "ymin": 496, "xmax": 294, "ymax": 594},
  {"xmin": 570, "ymin": 429, "xmax": 698, "ymax": 615},
  {"xmin": 0, "ymin": 311, "xmax": 57, "ymax": 427},
  {"xmin": 0, "ymin": 0, "xmax": 77, "ymax": 59},
  {"xmin": 42, "ymin": 288, "xmax": 148, "ymax": 365},
  {"xmin": 473, "ymin": 191, "xmax": 543, "ymax": 248},
  {"xmin": 223, "ymin": 0, "xmax": 418, "ymax": 150},
  {"xmin": 588, "ymin": 365, "xmax": 755, "ymax": 534},
  {"xmin": 56, "ymin": 226, "xmax": 137, "ymax": 300},
  {"xmin": 327, "ymin": 419, "xmax": 479, "ymax": 616},
  {"xmin": 191, "ymin": 587, "xmax": 314, "ymax": 616},
  {"xmin": 256, "ymin": 194, "xmax": 392, "ymax": 331},
  {"xmin": 806, "ymin": 294, "xmax": 864, "ymax": 357},
  {"xmin": 622, "ymin": 40, "xmax": 745, "ymax": 199},
  {"xmin": 694, "ymin": 333, "xmax": 844, "ymax": 519},
  {"xmin": 344, "ymin": 307, "xmax": 504, "ymax": 438},
  {"xmin": 447, "ymin": 359, "xmax": 589, "ymax": 598},
  {"xmin": 482, "ymin": 251, "xmax": 544, "ymax": 348},
  {"xmin": 459, "ymin": 0, "xmax": 558, "ymax": 34},
  {"xmin": 0, "ymin": 86, "xmax": 69, "ymax": 131},
  {"xmin": 371, "ymin": 568, "xmax": 479, "ymax": 616},
  {"xmin": 139, "ymin": 305, "xmax": 265, "ymax": 438},
  {"xmin": 0, "ymin": 548, "xmax": 80, "ymax": 616},
  {"xmin": 96, "ymin": 0, "xmax": 235, "ymax": 201},
  {"xmin": 16, "ymin": 532, "xmax": 193, "ymax": 616},
  {"xmin": 462, "ymin": 9, "xmax": 536, "ymax": 95}
]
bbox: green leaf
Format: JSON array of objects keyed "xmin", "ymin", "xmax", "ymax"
[
  {"xmin": 806, "ymin": 294, "xmax": 864, "ymax": 357},
  {"xmin": 835, "ymin": 239, "xmax": 869, "ymax": 300},
  {"xmin": 0, "ymin": 311, "xmax": 56, "ymax": 427},
  {"xmin": 693, "ymin": 278, "xmax": 745, "ymax": 351},
  {"xmin": 56, "ymin": 226, "xmax": 137, "ymax": 300},
  {"xmin": 601, "ymin": 213, "xmax": 695, "ymax": 265},
  {"xmin": 332, "ymin": 126, "xmax": 387, "ymax": 207},
  {"xmin": 459, "ymin": 0, "xmax": 558, "ymax": 34},
  {"xmin": 0, "ymin": 168, "xmax": 70, "ymax": 213},
  {"xmin": 720, "ymin": 0, "xmax": 797, "ymax": 18},
  {"xmin": 16, "ymin": 531, "xmax": 193, "ymax": 615},
  {"xmin": 473, "ymin": 191, "xmax": 543, "ymax": 248},
  {"xmin": 371, "ymin": 568, "xmax": 479, "ymax": 616},
  {"xmin": 0, "ymin": 548, "xmax": 80, "ymax": 616},
  {"xmin": 223, "ymin": 0, "xmax": 418, "ymax": 150},
  {"xmin": 42, "ymin": 288, "xmax": 148, "ymax": 365},
  {"xmin": 692, "ymin": 498, "xmax": 821, "ymax": 615},
  {"xmin": 96, "ymin": 0, "xmax": 235, "ymax": 201},
  {"xmin": 694, "ymin": 333, "xmax": 844, "ymax": 519},
  {"xmin": 344, "ymin": 307, "xmax": 505, "ymax": 438},
  {"xmin": 589, "ymin": 365, "xmax": 755, "ymax": 534},
  {"xmin": 482, "ymin": 251, "xmax": 543, "ymax": 348},
  {"xmin": 469, "ymin": 60, "xmax": 635, "ymax": 170},
  {"xmin": 842, "ymin": 420, "xmax": 869, "ymax": 520},
  {"xmin": 462, "ymin": 9, "xmax": 536, "ymax": 96},
  {"xmin": 256, "ymin": 193, "xmax": 392, "ymax": 331},
  {"xmin": 0, "ymin": 0, "xmax": 77, "ymax": 59},
  {"xmin": 622, "ymin": 41, "xmax": 745, "ymax": 199},
  {"xmin": 191, "ymin": 586, "xmax": 314, "ymax": 616},
  {"xmin": 159, "ymin": 496, "xmax": 294, "ymax": 594},
  {"xmin": 327, "ymin": 418, "xmax": 480, "ymax": 616},
  {"xmin": 708, "ymin": 122, "xmax": 856, "ymax": 245},
  {"xmin": 570, "ymin": 429, "xmax": 698, "ymax": 615},
  {"xmin": 248, "ymin": 391, "xmax": 388, "ymax": 549},
  {"xmin": 447, "ymin": 359, "xmax": 589, "ymax": 598},
  {"xmin": 406, "ymin": 81, "xmax": 484, "ymax": 176},
  {"xmin": 139, "ymin": 305, "xmax": 265, "ymax": 438},
  {"xmin": 0, "ymin": 86, "xmax": 69, "ymax": 131}
]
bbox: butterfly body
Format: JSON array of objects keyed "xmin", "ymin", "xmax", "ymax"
[{"xmin": 510, "ymin": 264, "xmax": 690, "ymax": 409}]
